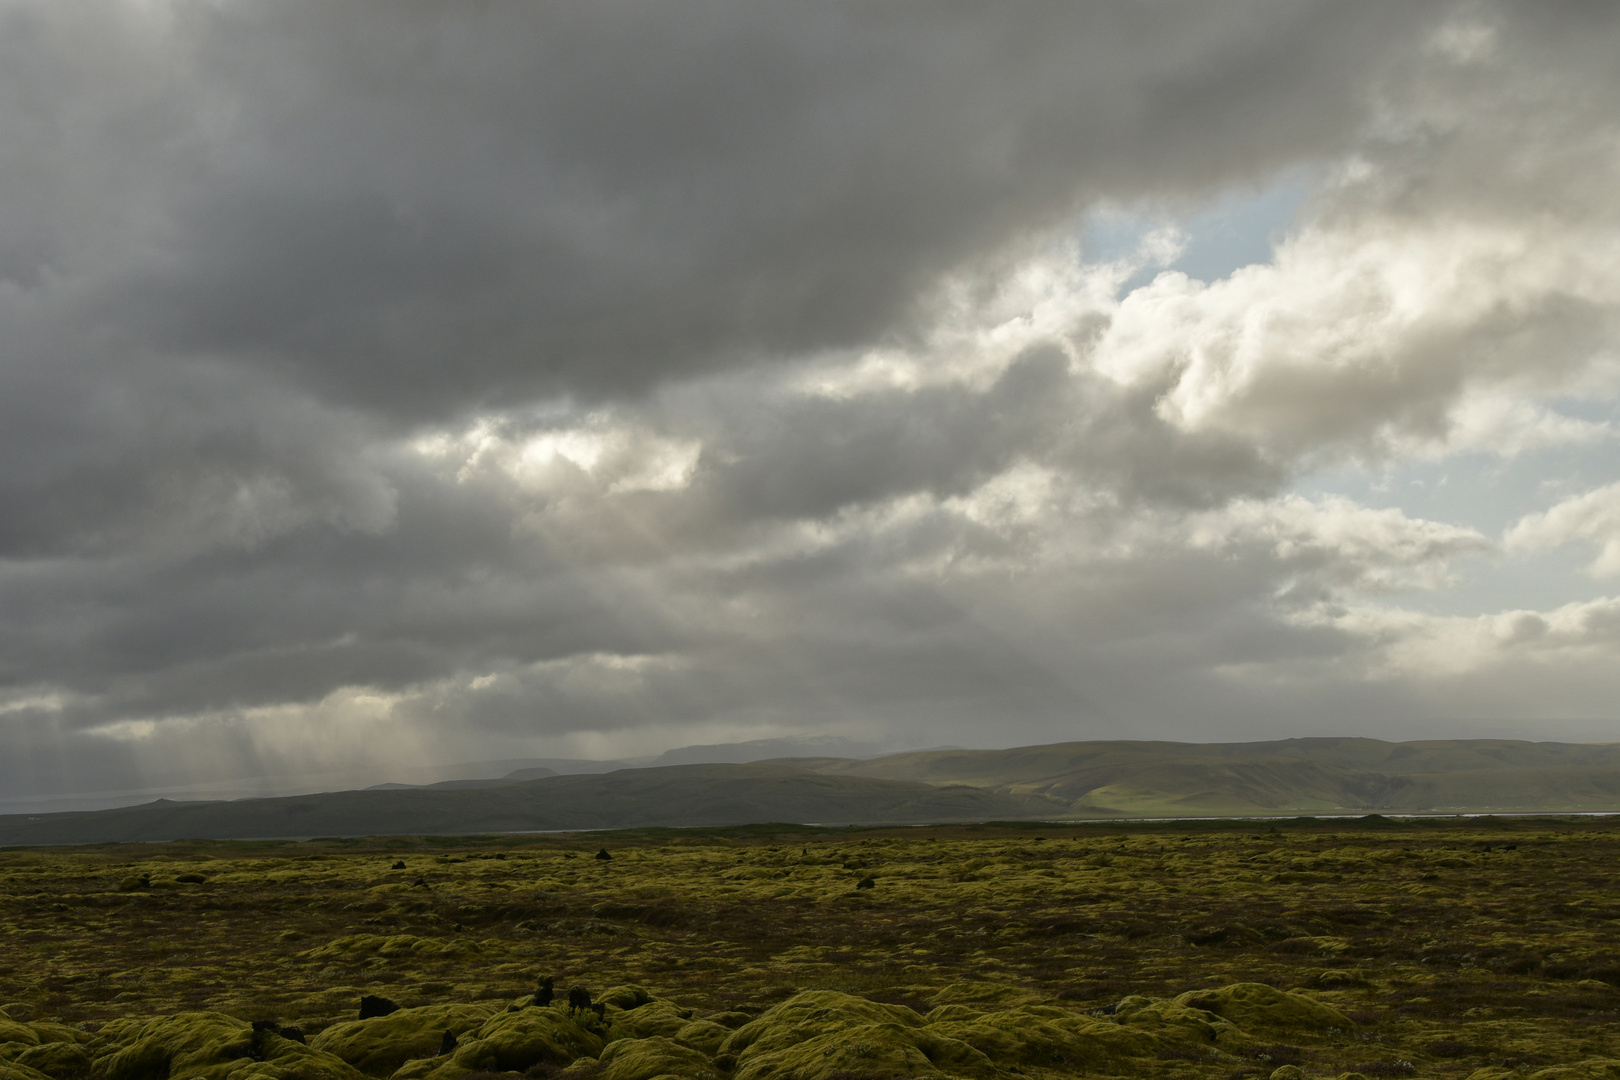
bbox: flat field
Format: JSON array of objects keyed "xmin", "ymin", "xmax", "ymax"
[{"xmin": 2, "ymin": 816, "xmax": 1619, "ymax": 1080}]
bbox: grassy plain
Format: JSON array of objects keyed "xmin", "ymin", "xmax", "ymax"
[{"xmin": 3, "ymin": 815, "xmax": 1620, "ymax": 1079}]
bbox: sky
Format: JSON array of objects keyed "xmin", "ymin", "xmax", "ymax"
[{"xmin": 3, "ymin": 1, "xmax": 1620, "ymax": 807}]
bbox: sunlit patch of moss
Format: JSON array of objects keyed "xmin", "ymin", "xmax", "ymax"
[
  {"xmin": 1115, "ymin": 994, "xmax": 1244, "ymax": 1048},
  {"xmin": 310, "ymin": 1004, "xmax": 496, "ymax": 1076},
  {"xmin": 431, "ymin": 1004, "xmax": 604, "ymax": 1078},
  {"xmin": 927, "ymin": 1004, "xmax": 1162, "ymax": 1073},
  {"xmin": 1173, "ymin": 982, "xmax": 1353, "ymax": 1039},
  {"xmin": 595, "ymin": 1034, "xmax": 718, "ymax": 1080},
  {"xmin": 89, "ymin": 1011, "xmax": 366, "ymax": 1080}
]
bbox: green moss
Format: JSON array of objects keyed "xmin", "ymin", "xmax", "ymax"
[
  {"xmin": 921, "ymin": 1005, "xmax": 982, "ymax": 1024},
  {"xmin": 735, "ymin": 1021, "xmax": 955, "ymax": 1080},
  {"xmin": 441, "ymin": 1004, "xmax": 604, "ymax": 1076},
  {"xmin": 670, "ymin": 1019, "xmax": 730, "ymax": 1056},
  {"xmin": 926, "ymin": 982, "xmax": 1043, "ymax": 1008},
  {"xmin": 0, "ymin": 1058, "xmax": 52, "ymax": 1080},
  {"xmin": 595, "ymin": 1035, "xmax": 717, "ymax": 1080},
  {"xmin": 597, "ymin": 985, "xmax": 654, "ymax": 1011},
  {"xmin": 300, "ymin": 936, "xmax": 479, "ymax": 963},
  {"xmin": 309, "ymin": 1005, "xmax": 495, "ymax": 1077},
  {"xmin": 211, "ymin": 1032, "xmax": 368, "ymax": 1080},
  {"xmin": 608, "ymin": 1000, "xmax": 694, "ymax": 1042},
  {"xmin": 716, "ymin": 990, "xmax": 1000, "ymax": 1080},
  {"xmin": 0, "ymin": 1019, "xmax": 41, "ymax": 1046},
  {"xmin": 14, "ymin": 1039, "xmax": 93, "ymax": 1079},
  {"xmin": 1114, "ymin": 995, "xmax": 1241, "ymax": 1048},
  {"xmin": 1522, "ymin": 1063, "xmax": 1620, "ymax": 1080},
  {"xmin": 928, "ymin": 1006, "xmax": 1160, "ymax": 1073},
  {"xmin": 1171, "ymin": 983, "xmax": 1352, "ymax": 1038},
  {"xmin": 720, "ymin": 990, "xmax": 924, "ymax": 1059},
  {"xmin": 382, "ymin": 1059, "xmax": 442, "ymax": 1080},
  {"xmin": 93, "ymin": 1019, "xmax": 145, "ymax": 1044},
  {"xmin": 27, "ymin": 1021, "xmax": 93, "ymax": 1046},
  {"xmin": 89, "ymin": 1012, "xmax": 364, "ymax": 1080},
  {"xmin": 89, "ymin": 1011, "xmax": 247, "ymax": 1080}
]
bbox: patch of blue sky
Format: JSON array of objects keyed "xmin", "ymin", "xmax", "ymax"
[
  {"xmin": 1296, "ymin": 435, "xmax": 1620, "ymax": 616},
  {"xmin": 1081, "ymin": 174, "xmax": 1312, "ymax": 295}
]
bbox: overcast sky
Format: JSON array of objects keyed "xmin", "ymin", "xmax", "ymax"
[{"xmin": 4, "ymin": 1, "xmax": 1620, "ymax": 805}]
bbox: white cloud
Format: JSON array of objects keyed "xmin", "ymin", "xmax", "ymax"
[
  {"xmin": 1407, "ymin": 393, "xmax": 1612, "ymax": 458},
  {"xmin": 0, "ymin": 689, "xmax": 70, "ymax": 716},
  {"xmin": 1292, "ymin": 595, "xmax": 1620, "ymax": 682},
  {"xmin": 414, "ymin": 413, "xmax": 703, "ymax": 499},
  {"xmin": 1089, "ymin": 212, "xmax": 1620, "ymax": 461},
  {"xmin": 1189, "ymin": 495, "xmax": 1492, "ymax": 594},
  {"xmin": 1506, "ymin": 482, "xmax": 1620, "ymax": 576}
]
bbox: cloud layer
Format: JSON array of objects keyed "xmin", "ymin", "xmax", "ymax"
[{"xmin": 3, "ymin": 1, "xmax": 1620, "ymax": 799}]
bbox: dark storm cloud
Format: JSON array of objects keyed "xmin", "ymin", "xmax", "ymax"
[{"xmin": 11, "ymin": 0, "xmax": 1430, "ymax": 412}]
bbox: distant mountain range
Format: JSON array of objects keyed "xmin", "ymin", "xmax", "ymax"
[
  {"xmin": 3, "ymin": 737, "xmax": 1620, "ymax": 845},
  {"xmin": 360, "ymin": 735, "xmax": 896, "ymax": 790}
]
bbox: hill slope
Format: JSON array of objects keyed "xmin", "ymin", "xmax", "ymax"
[
  {"xmin": 0, "ymin": 763, "xmax": 1059, "ymax": 845},
  {"xmin": 799, "ymin": 737, "xmax": 1620, "ymax": 815}
]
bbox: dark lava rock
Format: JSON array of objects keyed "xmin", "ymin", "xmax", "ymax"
[{"xmin": 359, "ymin": 995, "xmax": 400, "ymax": 1020}]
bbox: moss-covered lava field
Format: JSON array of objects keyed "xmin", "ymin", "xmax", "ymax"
[{"xmin": 4, "ymin": 815, "xmax": 1620, "ymax": 1080}]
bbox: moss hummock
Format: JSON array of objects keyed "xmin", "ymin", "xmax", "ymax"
[
  {"xmin": 310, "ymin": 1004, "xmax": 496, "ymax": 1077},
  {"xmin": 419, "ymin": 1003, "xmax": 604, "ymax": 1078},
  {"xmin": 89, "ymin": 1012, "xmax": 365, "ymax": 1080},
  {"xmin": 1173, "ymin": 982, "xmax": 1353, "ymax": 1037}
]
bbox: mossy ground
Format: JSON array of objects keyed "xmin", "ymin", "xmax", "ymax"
[{"xmin": 2, "ymin": 815, "xmax": 1619, "ymax": 1077}]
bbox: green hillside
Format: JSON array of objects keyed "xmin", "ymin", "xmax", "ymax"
[
  {"xmin": 799, "ymin": 737, "xmax": 1620, "ymax": 816},
  {"xmin": 0, "ymin": 763, "xmax": 1059, "ymax": 846}
]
